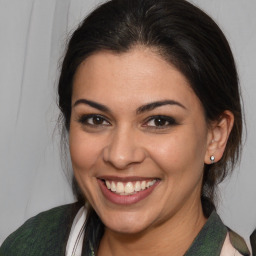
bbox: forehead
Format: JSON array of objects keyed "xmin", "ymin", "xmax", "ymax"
[{"xmin": 72, "ymin": 46, "xmax": 198, "ymax": 109}]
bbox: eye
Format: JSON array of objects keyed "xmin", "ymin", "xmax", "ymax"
[
  {"xmin": 78, "ymin": 114, "xmax": 110, "ymax": 127},
  {"xmin": 143, "ymin": 115, "xmax": 177, "ymax": 129}
]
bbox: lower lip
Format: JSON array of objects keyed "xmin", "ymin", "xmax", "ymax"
[{"xmin": 97, "ymin": 179, "xmax": 160, "ymax": 205}]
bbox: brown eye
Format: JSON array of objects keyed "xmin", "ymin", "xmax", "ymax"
[
  {"xmin": 78, "ymin": 114, "xmax": 110, "ymax": 126},
  {"xmin": 144, "ymin": 115, "xmax": 177, "ymax": 129},
  {"xmin": 153, "ymin": 118, "xmax": 168, "ymax": 126},
  {"xmin": 92, "ymin": 116, "xmax": 105, "ymax": 125}
]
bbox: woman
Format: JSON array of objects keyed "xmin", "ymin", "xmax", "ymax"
[{"xmin": 0, "ymin": 0, "xmax": 251, "ymax": 255}]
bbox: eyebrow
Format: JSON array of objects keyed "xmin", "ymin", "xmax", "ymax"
[
  {"xmin": 73, "ymin": 99, "xmax": 110, "ymax": 113},
  {"xmin": 136, "ymin": 100, "xmax": 186, "ymax": 114},
  {"xmin": 73, "ymin": 99, "xmax": 186, "ymax": 114}
]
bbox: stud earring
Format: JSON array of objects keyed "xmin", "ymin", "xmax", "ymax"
[{"xmin": 210, "ymin": 155, "xmax": 215, "ymax": 164}]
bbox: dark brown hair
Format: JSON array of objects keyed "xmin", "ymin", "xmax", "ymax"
[{"xmin": 58, "ymin": 0, "xmax": 242, "ymax": 253}]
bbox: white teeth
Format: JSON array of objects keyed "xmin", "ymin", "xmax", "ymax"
[
  {"xmin": 124, "ymin": 182, "xmax": 134, "ymax": 194},
  {"xmin": 134, "ymin": 181, "xmax": 141, "ymax": 192},
  {"xmin": 110, "ymin": 181, "xmax": 116, "ymax": 192},
  {"xmin": 116, "ymin": 182, "xmax": 124, "ymax": 193},
  {"xmin": 141, "ymin": 181, "xmax": 146, "ymax": 190},
  {"xmin": 106, "ymin": 180, "xmax": 111, "ymax": 189},
  {"xmin": 105, "ymin": 179, "xmax": 157, "ymax": 195}
]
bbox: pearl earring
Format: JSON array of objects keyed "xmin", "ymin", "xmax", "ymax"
[{"xmin": 210, "ymin": 155, "xmax": 215, "ymax": 164}]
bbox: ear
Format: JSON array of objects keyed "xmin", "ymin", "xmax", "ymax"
[{"xmin": 204, "ymin": 110, "xmax": 234, "ymax": 164}]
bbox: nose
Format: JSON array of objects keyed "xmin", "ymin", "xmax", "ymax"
[{"xmin": 103, "ymin": 128, "xmax": 146, "ymax": 170}]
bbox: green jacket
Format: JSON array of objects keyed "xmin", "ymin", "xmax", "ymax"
[
  {"xmin": 0, "ymin": 203, "xmax": 250, "ymax": 256},
  {"xmin": 0, "ymin": 203, "xmax": 82, "ymax": 256}
]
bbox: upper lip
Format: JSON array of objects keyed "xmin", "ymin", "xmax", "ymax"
[{"xmin": 97, "ymin": 176, "xmax": 159, "ymax": 182}]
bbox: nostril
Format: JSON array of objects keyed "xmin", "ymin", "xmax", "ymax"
[{"xmin": 102, "ymin": 136, "xmax": 146, "ymax": 169}]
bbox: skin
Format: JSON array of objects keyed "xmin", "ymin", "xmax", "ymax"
[{"xmin": 69, "ymin": 46, "xmax": 233, "ymax": 256}]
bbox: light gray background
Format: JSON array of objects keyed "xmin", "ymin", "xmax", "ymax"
[{"xmin": 0, "ymin": 0, "xmax": 255, "ymax": 247}]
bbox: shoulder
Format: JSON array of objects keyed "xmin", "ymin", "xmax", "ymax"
[
  {"xmin": 228, "ymin": 229, "xmax": 251, "ymax": 256},
  {"xmin": 0, "ymin": 202, "xmax": 82, "ymax": 256},
  {"xmin": 221, "ymin": 230, "xmax": 251, "ymax": 256},
  {"xmin": 184, "ymin": 211, "xmax": 250, "ymax": 256}
]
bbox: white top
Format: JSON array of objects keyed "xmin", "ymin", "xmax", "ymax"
[
  {"xmin": 66, "ymin": 206, "xmax": 86, "ymax": 256},
  {"xmin": 66, "ymin": 207, "xmax": 243, "ymax": 256}
]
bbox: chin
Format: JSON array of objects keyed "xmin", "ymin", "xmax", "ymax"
[{"xmin": 99, "ymin": 210, "xmax": 154, "ymax": 234}]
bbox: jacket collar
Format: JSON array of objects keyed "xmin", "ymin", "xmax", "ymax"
[{"xmin": 184, "ymin": 211, "xmax": 227, "ymax": 256}]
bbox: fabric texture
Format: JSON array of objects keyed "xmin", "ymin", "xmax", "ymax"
[
  {"xmin": 184, "ymin": 211, "xmax": 227, "ymax": 255},
  {"xmin": 0, "ymin": 203, "xmax": 250, "ymax": 256},
  {"xmin": 0, "ymin": 203, "xmax": 82, "ymax": 256},
  {"xmin": 228, "ymin": 229, "xmax": 251, "ymax": 256},
  {"xmin": 66, "ymin": 206, "xmax": 86, "ymax": 256},
  {"xmin": 220, "ymin": 233, "xmax": 243, "ymax": 256}
]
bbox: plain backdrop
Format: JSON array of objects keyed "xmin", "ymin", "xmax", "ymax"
[{"xmin": 0, "ymin": 0, "xmax": 256, "ymax": 246}]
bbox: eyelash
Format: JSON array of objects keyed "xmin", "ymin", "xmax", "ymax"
[
  {"xmin": 77, "ymin": 114, "xmax": 178, "ymax": 130},
  {"xmin": 143, "ymin": 115, "xmax": 178, "ymax": 129},
  {"xmin": 77, "ymin": 114, "xmax": 111, "ymax": 127}
]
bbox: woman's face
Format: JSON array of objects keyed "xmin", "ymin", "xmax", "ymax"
[{"xmin": 69, "ymin": 47, "xmax": 213, "ymax": 234}]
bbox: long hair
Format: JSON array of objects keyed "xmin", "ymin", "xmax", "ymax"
[{"xmin": 58, "ymin": 0, "xmax": 243, "ymax": 253}]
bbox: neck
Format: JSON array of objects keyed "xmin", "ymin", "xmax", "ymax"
[{"xmin": 97, "ymin": 203, "xmax": 207, "ymax": 256}]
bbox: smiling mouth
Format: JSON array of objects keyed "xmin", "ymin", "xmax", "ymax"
[
  {"xmin": 103, "ymin": 179, "xmax": 157, "ymax": 195},
  {"xmin": 98, "ymin": 177, "xmax": 160, "ymax": 195},
  {"xmin": 97, "ymin": 177, "xmax": 160, "ymax": 205}
]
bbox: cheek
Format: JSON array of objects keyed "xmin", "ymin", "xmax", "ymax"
[
  {"xmin": 147, "ymin": 129, "xmax": 207, "ymax": 177},
  {"xmin": 69, "ymin": 125, "xmax": 103, "ymax": 171},
  {"xmin": 69, "ymin": 125, "xmax": 105, "ymax": 203}
]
